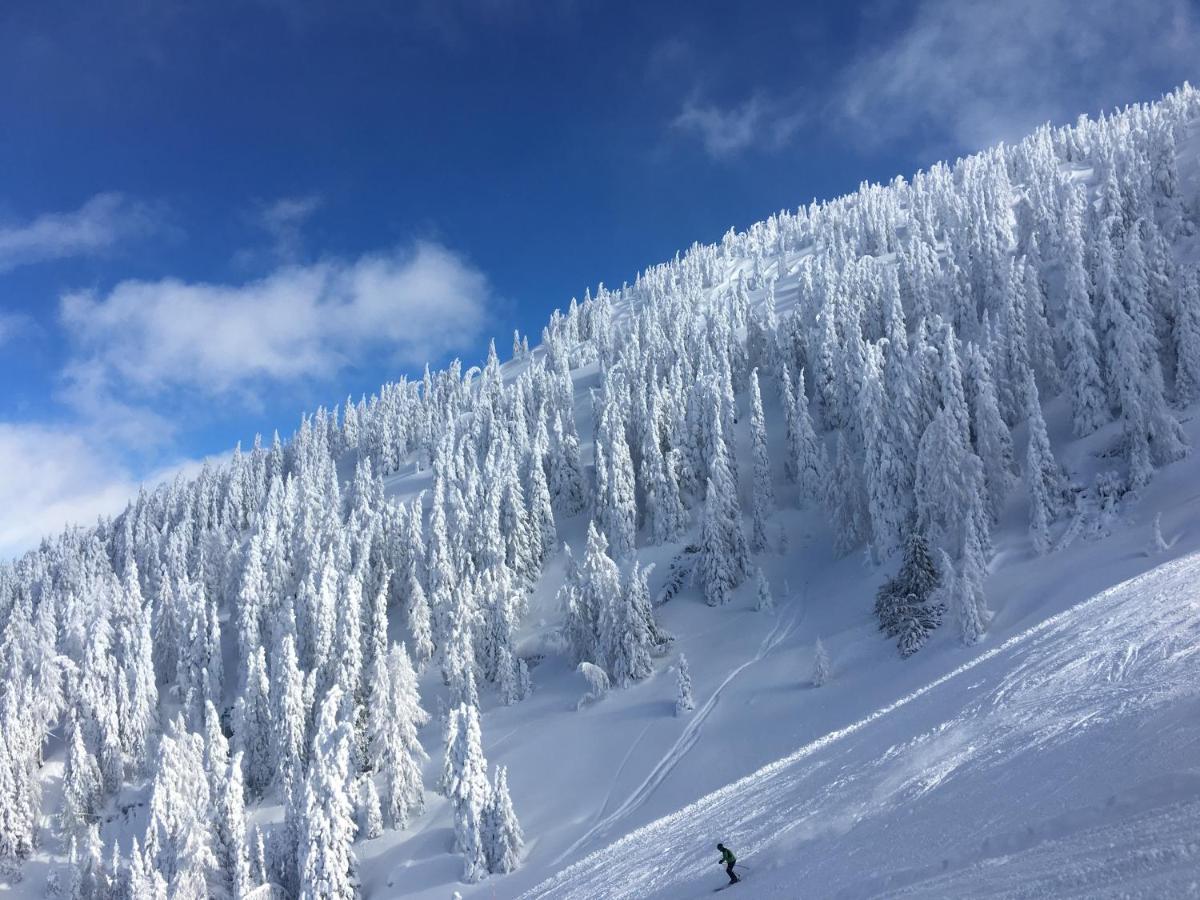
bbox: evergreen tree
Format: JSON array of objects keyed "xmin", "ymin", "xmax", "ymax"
[
  {"xmin": 874, "ymin": 531, "xmax": 943, "ymax": 656},
  {"xmin": 602, "ymin": 561, "xmax": 656, "ymax": 687},
  {"xmin": 965, "ymin": 342, "xmax": 1016, "ymax": 523},
  {"xmin": 1022, "ymin": 371, "xmax": 1068, "ymax": 554},
  {"xmin": 143, "ymin": 718, "xmax": 218, "ymax": 899},
  {"xmin": 216, "ymin": 751, "xmax": 250, "ymax": 900},
  {"xmin": 368, "ymin": 643, "xmax": 429, "ymax": 830},
  {"xmin": 1060, "ymin": 183, "xmax": 1108, "ymax": 436},
  {"xmin": 440, "ymin": 704, "xmax": 489, "ymax": 883},
  {"xmin": 358, "ymin": 777, "xmax": 383, "ymax": 841},
  {"xmin": 811, "ymin": 638, "xmax": 830, "ymax": 688},
  {"xmin": 61, "ymin": 716, "xmax": 100, "ymax": 837},
  {"xmin": 960, "ymin": 518, "xmax": 991, "ymax": 642},
  {"xmin": 785, "ymin": 368, "xmax": 825, "ymax": 503},
  {"xmin": 405, "ymin": 565, "xmax": 435, "ymax": 671},
  {"xmin": 299, "ymin": 687, "xmax": 358, "ymax": 900},
  {"xmin": 1172, "ymin": 266, "xmax": 1200, "ymax": 405},
  {"xmin": 749, "ymin": 369, "xmax": 774, "ymax": 553},
  {"xmin": 675, "ymin": 654, "xmax": 695, "ymax": 716},
  {"xmin": 482, "ymin": 766, "xmax": 523, "ymax": 875},
  {"xmin": 754, "ymin": 567, "xmax": 774, "ymax": 612}
]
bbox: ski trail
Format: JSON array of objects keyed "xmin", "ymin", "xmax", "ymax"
[
  {"xmin": 524, "ymin": 554, "xmax": 1200, "ymax": 900},
  {"xmin": 553, "ymin": 612, "xmax": 797, "ymax": 866},
  {"xmin": 594, "ymin": 722, "xmax": 654, "ymax": 821}
]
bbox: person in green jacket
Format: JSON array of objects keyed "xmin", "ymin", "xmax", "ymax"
[{"xmin": 716, "ymin": 843, "xmax": 739, "ymax": 884}]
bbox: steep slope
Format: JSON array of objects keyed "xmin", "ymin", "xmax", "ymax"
[{"xmin": 522, "ymin": 546, "xmax": 1200, "ymax": 899}]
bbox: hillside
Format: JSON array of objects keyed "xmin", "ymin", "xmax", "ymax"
[{"xmin": 2, "ymin": 84, "xmax": 1200, "ymax": 900}]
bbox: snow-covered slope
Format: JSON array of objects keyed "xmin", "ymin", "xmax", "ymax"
[
  {"xmin": 353, "ymin": 403, "xmax": 1200, "ymax": 900},
  {"xmin": 524, "ymin": 548, "xmax": 1200, "ymax": 899}
]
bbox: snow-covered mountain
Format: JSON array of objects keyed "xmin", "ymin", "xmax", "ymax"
[{"xmin": 3, "ymin": 84, "xmax": 1200, "ymax": 900}]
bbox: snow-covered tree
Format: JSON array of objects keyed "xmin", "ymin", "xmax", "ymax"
[
  {"xmin": 299, "ymin": 686, "xmax": 358, "ymax": 900},
  {"xmin": 482, "ymin": 766, "xmax": 523, "ymax": 875},
  {"xmin": 357, "ymin": 777, "xmax": 382, "ymax": 841},
  {"xmin": 1060, "ymin": 183, "xmax": 1108, "ymax": 436},
  {"xmin": 811, "ymin": 638, "xmax": 830, "ymax": 687},
  {"xmin": 440, "ymin": 704, "xmax": 489, "ymax": 883},
  {"xmin": 749, "ymin": 369, "xmax": 774, "ymax": 553},
  {"xmin": 368, "ymin": 643, "xmax": 429, "ymax": 830},
  {"xmin": 143, "ymin": 718, "xmax": 218, "ymax": 899},
  {"xmin": 575, "ymin": 662, "xmax": 610, "ymax": 709},
  {"xmin": 754, "ymin": 567, "xmax": 774, "ymax": 612},
  {"xmin": 675, "ymin": 654, "xmax": 695, "ymax": 716},
  {"xmin": 875, "ymin": 531, "xmax": 943, "ymax": 657}
]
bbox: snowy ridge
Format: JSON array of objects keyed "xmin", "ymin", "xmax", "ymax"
[{"xmin": 524, "ymin": 551, "xmax": 1200, "ymax": 898}]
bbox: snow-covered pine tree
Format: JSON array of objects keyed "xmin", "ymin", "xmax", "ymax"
[
  {"xmin": 482, "ymin": 765, "xmax": 523, "ymax": 875},
  {"xmin": 749, "ymin": 369, "xmax": 774, "ymax": 553},
  {"xmin": 859, "ymin": 341, "xmax": 908, "ymax": 560},
  {"xmin": 788, "ymin": 368, "xmax": 826, "ymax": 503},
  {"xmin": 440, "ymin": 704, "xmax": 489, "ymax": 883},
  {"xmin": 1021, "ymin": 370, "xmax": 1069, "ymax": 554},
  {"xmin": 675, "ymin": 654, "xmax": 695, "ymax": 716},
  {"xmin": 358, "ymin": 777, "xmax": 382, "ymax": 841},
  {"xmin": 575, "ymin": 662, "xmax": 610, "ymax": 709},
  {"xmin": 811, "ymin": 638, "xmax": 830, "ymax": 687},
  {"xmin": 874, "ymin": 530, "xmax": 943, "ymax": 656},
  {"xmin": 60, "ymin": 714, "xmax": 100, "ymax": 837},
  {"xmin": 965, "ymin": 342, "xmax": 1016, "ymax": 523},
  {"xmin": 959, "ymin": 528, "xmax": 989, "ymax": 645},
  {"xmin": 368, "ymin": 643, "xmax": 429, "ymax": 830},
  {"xmin": 559, "ymin": 523, "xmax": 622, "ymax": 671},
  {"xmin": 754, "ymin": 567, "xmax": 774, "ymax": 612},
  {"xmin": 602, "ymin": 561, "xmax": 655, "ymax": 687},
  {"xmin": 700, "ymin": 478, "xmax": 738, "ymax": 607},
  {"xmin": 143, "ymin": 717, "xmax": 218, "ymax": 899},
  {"xmin": 1060, "ymin": 182, "xmax": 1108, "ymax": 436},
  {"xmin": 549, "ymin": 412, "xmax": 586, "ymax": 516},
  {"xmin": 299, "ymin": 686, "xmax": 358, "ymax": 900},
  {"xmin": 1172, "ymin": 265, "xmax": 1200, "ymax": 405}
]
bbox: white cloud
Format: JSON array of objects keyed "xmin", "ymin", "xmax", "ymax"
[
  {"xmin": 59, "ymin": 240, "xmax": 491, "ymax": 397},
  {"xmin": 0, "ymin": 192, "xmax": 159, "ymax": 272},
  {"xmin": 254, "ymin": 194, "xmax": 323, "ymax": 263},
  {"xmin": 672, "ymin": 94, "xmax": 806, "ymax": 160},
  {"xmin": 838, "ymin": 0, "xmax": 1200, "ymax": 150},
  {"xmin": 0, "ymin": 422, "xmax": 208, "ymax": 561}
]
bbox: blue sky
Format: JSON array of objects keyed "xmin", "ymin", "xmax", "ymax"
[{"xmin": 1, "ymin": 0, "xmax": 1197, "ymax": 557}]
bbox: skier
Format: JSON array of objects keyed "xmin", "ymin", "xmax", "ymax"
[{"xmin": 716, "ymin": 843, "xmax": 739, "ymax": 885}]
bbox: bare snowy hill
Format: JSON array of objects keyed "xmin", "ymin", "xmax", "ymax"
[{"xmin": 2, "ymin": 85, "xmax": 1200, "ymax": 900}]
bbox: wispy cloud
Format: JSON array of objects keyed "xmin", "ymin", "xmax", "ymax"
[
  {"xmin": 59, "ymin": 240, "xmax": 491, "ymax": 398},
  {"xmin": 837, "ymin": 0, "xmax": 1200, "ymax": 150},
  {"xmin": 672, "ymin": 93, "xmax": 805, "ymax": 160},
  {"xmin": 0, "ymin": 422, "xmax": 211, "ymax": 561},
  {"xmin": 0, "ymin": 192, "xmax": 160, "ymax": 273},
  {"xmin": 254, "ymin": 194, "xmax": 323, "ymax": 263}
]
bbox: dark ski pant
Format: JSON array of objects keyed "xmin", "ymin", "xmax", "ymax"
[{"xmin": 725, "ymin": 862, "xmax": 739, "ymax": 884}]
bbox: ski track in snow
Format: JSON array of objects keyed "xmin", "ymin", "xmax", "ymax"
[
  {"xmin": 524, "ymin": 553, "xmax": 1200, "ymax": 899},
  {"xmin": 552, "ymin": 611, "xmax": 798, "ymax": 867}
]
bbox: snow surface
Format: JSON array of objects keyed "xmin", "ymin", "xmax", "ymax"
[{"xmin": 343, "ymin": 371, "xmax": 1200, "ymax": 899}]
